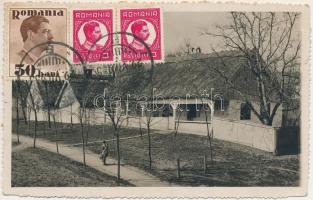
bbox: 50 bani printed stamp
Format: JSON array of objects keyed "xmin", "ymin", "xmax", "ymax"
[{"xmin": 8, "ymin": 7, "xmax": 67, "ymax": 78}]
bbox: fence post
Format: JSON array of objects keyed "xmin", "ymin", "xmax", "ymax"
[
  {"xmin": 43, "ymin": 121, "xmax": 46, "ymax": 135},
  {"xmin": 204, "ymin": 154, "xmax": 207, "ymax": 174},
  {"xmin": 176, "ymin": 158, "xmax": 181, "ymax": 179},
  {"xmin": 273, "ymin": 128, "xmax": 279, "ymax": 156}
]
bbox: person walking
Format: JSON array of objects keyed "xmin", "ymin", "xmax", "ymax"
[{"xmin": 100, "ymin": 140, "xmax": 109, "ymax": 165}]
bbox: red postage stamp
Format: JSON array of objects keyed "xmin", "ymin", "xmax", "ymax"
[
  {"xmin": 120, "ymin": 8, "xmax": 162, "ymax": 62},
  {"xmin": 73, "ymin": 9, "xmax": 113, "ymax": 63}
]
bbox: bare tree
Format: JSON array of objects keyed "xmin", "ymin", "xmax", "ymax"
[
  {"xmin": 64, "ymin": 76, "xmax": 103, "ymax": 165},
  {"xmin": 26, "ymin": 81, "xmax": 42, "ymax": 148},
  {"xmin": 78, "ymin": 90, "xmax": 88, "ymax": 165},
  {"xmin": 70, "ymin": 103, "xmax": 73, "ymax": 129},
  {"xmin": 103, "ymin": 93, "xmax": 128, "ymax": 181},
  {"xmin": 42, "ymin": 80, "xmax": 64, "ymax": 153},
  {"xmin": 51, "ymin": 110, "xmax": 60, "ymax": 154},
  {"xmin": 75, "ymin": 79, "xmax": 100, "ymax": 165},
  {"xmin": 27, "ymin": 105, "xmax": 32, "ymax": 136},
  {"xmin": 203, "ymin": 12, "xmax": 300, "ymax": 125},
  {"xmin": 12, "ymin": 81, "xmax": 21, "ymax": 143},
  {"xmin": 136, "ymin": 73, "xmax": 155, "ymax": 170},
  {"xmin": 171, "ymin": 103, "xmax": 183, "ymax": 179},
  {"xmin": 12, "ymin": 80, "xmax": 29, "ymax": 125},
  {"xmin": 201, "ymin": 97, "xmax": 214, "ymax": 166},
  {"xmin": 12, "ymin": 80, "xmax": 31, "ymax": 143},
  {"xmin": 103, "ymin": 61, "xmax": 152, "ymax": 180},
  {"xmin": 140, "ymin": 100, "xmax": 154, "ymax": 170},
  {"xmin": 43, "ymin": 81, "xmax": 52, "ymax": 128}
]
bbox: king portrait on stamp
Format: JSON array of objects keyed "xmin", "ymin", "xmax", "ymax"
[
  {"xmin": 17, "ymin": 15, "xmax": 54, "ymax": 64},
  {"xmin": 8, "ymin": 8, "xmax": 67, "ymax": 77},
  {"xmin": 73, "ymin": 9, "xmax": 113, "ymax": 63},
  {"xmin": 120, "ymin": 8, "xmax": 162, "ymax": 62},
  {"xmin": 81, "ymin": 21, "xmax": 103, "ymax": 51},
  {"xmin": 129, "ymin": 20, "xmax": 151, "ymax": 51}
]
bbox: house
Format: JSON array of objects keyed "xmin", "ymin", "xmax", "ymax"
[
  {"xmin": 143, "ymin": 51, "xmax": 285, "ymax": 127},
  {"xmin": 54, "ymin": 77, "xmax": 108, "ymax": 124},
  {"xmin": 26, "ymin": 80, "xmax": 65, "ymax": 123},
  {"xmin": 125, "ymin": 51, "xmax": 299, "ymax": 154},
  {"xmin": 13, "ymin": 50, "xmax": 299, "ymax": 154}
]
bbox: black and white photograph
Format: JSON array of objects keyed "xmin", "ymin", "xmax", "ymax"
[{"xmin": 1, "ymin": 1, "xmax": 310, "ymax": 199}]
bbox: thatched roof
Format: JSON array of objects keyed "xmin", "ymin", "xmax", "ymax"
[
  {"xmin": 27, "ymin": 80, "xmax": 64, "ymax": 109},
  {"xmin": 57, "ymin": 78, "xmax": 107, "ymax": 108},
  {"xmin": 37, "ymin": 81, "xmax": 64, "ymax": 108},
  {"xmin": 72, "ymin": 51, "xmax": 270, "ymax": 102},
  {"xmin": 55, "ymin": 50, "xmax": 283, "ymax": 106},
  {"xmin": 150, "ymin": 51, "xmax": 253, "ymax": 100}
]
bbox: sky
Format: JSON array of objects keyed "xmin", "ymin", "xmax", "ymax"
[
  {"xmin": 163, "ymin": 12, "xmax": 301, "ymax": 56},
  {"xmin": 163, "ymin": 12, "xmax": 230, "ymax": 55}
]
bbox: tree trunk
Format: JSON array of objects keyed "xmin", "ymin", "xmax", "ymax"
[
  {"xmin": 16, "ymin": 96, "xmax": 20, "ymax": 144},
  {"xmin": 176, "ymin": 158, "xmax": 181, "ymax": 179},
  {"xmin": 33, "ymin": 109, "xmax": 38, "ymax": 148},
  {"xmin": 80, "ymin": 117, "xmax": 86, "ymax": 165},
  {"xmin": 147, "ymin": 126, "xmax": 152, "ymax": 169},
  {"xmin": 43, "ymin": 120, "xmax": 46, "ymax": 135},
  {"xmin": 116, "ymin": 129, "xmax": 121, "ymax": 181},
  {"xmin": 102, "ymin": 112, "xmax": 106, "ymax": 138},
  {"xmin": 139, "ymin": 117, "xmax": 143, "ymax": 139},
  {"xmin": 204, "ymin": 154, "xmax": 208, "ymax": 174},
  {"xmin": 45, "ymin": 82, "xmax": 51, "ymax": 128},
  {"xmin": 53, "ymin": 115, "xmax": 59, "ymax": 154},
  {"xmin": 204, "ymin": 109, "xmax": 214, "ymax": 164},
  {"xmin": 70, "ymin": 104, "xmax": 73, "ymax": 129},
  {"xmin": 48, "ymin": 109, "xmax": 51, "ymax": 128},
  {"xmin": 22, "ymin": 107, "xmax": 27, "ymax": 125},
  {"xmin": 86, "ymin": 111, "xmax": 90, "ymax": 147},
  {"xmin": 256, "ymin": 72, "xmax": 271, "ymax": 125},
  {"xmin": 28, "ymin": 109, "xmax": 31, "ymax": 136},
  {"xmin": 112, "ymin": 125, "xmax": 116, "ymax": 157},
  {"xmin": 17, "ymin": 80, "xmax": 28, "ymax": 125},
  {"xmin": 207, "ymin": 134, "xmax": 214, "ymax": 165}
]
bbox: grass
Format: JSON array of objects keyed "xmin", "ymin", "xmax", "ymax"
[
  {"xmin": 13, "ymin": 120, "xmax": 299, "ymax": 186},
  {"xmin": 12, "ymin": 140, "xmax": 21, "ymax": 147},
  {"xmin": 12, "ymin": 147, "xmax": 132, "ymax": 187},
  {"xmin": 13, "ymin": 120, "xmax": 138, "ymax": 145},
  {"xmin": 89, "ymin": 132, "xmax": 299, "ymax": 186}
]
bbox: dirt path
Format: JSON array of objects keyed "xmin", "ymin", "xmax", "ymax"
[{"xmin": 13, "ymin": 134, "xmax": 177, "ymax": 187}]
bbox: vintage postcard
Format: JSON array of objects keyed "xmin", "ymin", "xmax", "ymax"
[{"xmin": 1, "ymin": 0, "xmax": 310, "ymax": 198}]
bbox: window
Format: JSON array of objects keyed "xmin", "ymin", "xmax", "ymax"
[
  {"xmin": 240, "ymin": 103, "xmax": 251, "ymax": 120},
  {"xmin": 162, "ymin": 104, "xmax": 173, "ymax": 117},
  {"xmin": 214, "ymin": 99, "xmax": 229, "ymax": 111},
  {"xmin": 187, "ymin": 104, "xmax": 197, "ymax": 120},
  {"xmin": 196, "ymin": 107, "xmax": 201, "ymax": 118}
]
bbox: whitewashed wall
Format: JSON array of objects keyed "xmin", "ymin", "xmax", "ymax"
[{"xmin": 28, "ymin": 105, "xmax": 277, "ymax": 153}]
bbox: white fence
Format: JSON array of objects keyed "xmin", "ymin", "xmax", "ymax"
[
  {"xmin": 28, "ymin": 107, "xmax": 277, "ymax": 153},
  {"xmin": 212, "ymin": 118, "xmax": 277, "ymax": 152}
]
